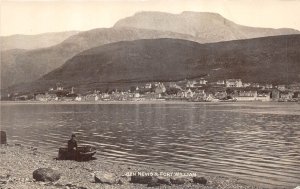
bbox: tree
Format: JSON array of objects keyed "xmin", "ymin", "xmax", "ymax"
[{"xmin": 130, "ymin": 86, "xmax": 136, "ymax": 93}]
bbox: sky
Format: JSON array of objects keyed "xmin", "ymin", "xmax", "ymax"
[{"xmin": 1, "ymin": 0, "xmax": 300, "ymax": 36}]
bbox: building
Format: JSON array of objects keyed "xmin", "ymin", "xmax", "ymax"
[
  {"xmin": 184, "ymin": 89, "xmax": 195, "ymax": 98},
  {"xmin": 289, "ymin": 83, "xmax": 300, "ymax": 91},
  {"xmin": 265, "ymin": 84, "xmax": 273, "ymax": 89},
  {"xmin": 214, "ymin": 91, "xmax": 227, "ymax": 100},
  {"xmin": 251, "ymin": 83, "xmax": 260, "ymax": 88},
  {"xmin": 293, "ymin": 92, "xmax": 300, "ymax": 99},
  {"xmin": 226, "ymin": 79, "xmax": 243, "ymax": 88},
  {"xmin": 280, "ymin": 91, "xmax": 294, "ymax": 101},
  {"xmin": 85, "ymin": 94, "xmax": 99, "ymax": 101},
  {"xmin": 277, "ymin": 85, "xmax": 286, "ymax": 91},
  {"xmin": 145, "ymin": 83, "xmax": 152, "ymax": 89},
  {"xmin": 35, "ymin": 94, "xmax": 47, "ymax": 101},
  {"xmin": 35, "ymin": 93, "xmax": 57, "ymax": 101},
  {"xmin": 192, "ymin": 90, "xmax": 206, "ymax": 101},
  {"xmin": 206, "ymin": 94, "xmax": 219, "ymax": 102},
  {"xmin": 13, "ymin": 95, "xmax": 29, "ymax": 101},
  {"xmin": 242, "ymin": 83, "xmax": 251, "ymax": 88},
  {"xmin": 169, "ymin": 82, "xmax": 182, "ymax": 90},
  {"xmin": 257, "ymin": 92, "xmax": 271, "ymax": 101},
  {"xmin": 134, "ymin": 93, "xmax": 141, "ymax": 98},
  {"xmin": 271, "ymin": 90, "xmax": 280, "ymax": 100},
  {"xmin": 216, "ymin": 80, "xmax": 225, "ymax": 85},
  {"xmin": 235, "ymin": 91, "xmax": 257, "ymax": 101},
  {"xmin": 186, "ymin": 80, "xmax": 197, "ymax": 88},
  {"xmin": 199, "ymin": 78, "xmax": 208, "ymax": 85},
  {"xmin": 75, "ymin": 96, "xmax": 82, "ymax": 101},
  {"xmin": 155, "ymin": 83, "xmax": 166, "ymax": 94}
]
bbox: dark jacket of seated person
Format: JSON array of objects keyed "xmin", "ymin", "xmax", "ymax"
[{"xmin": 68, "ymin": 134, "xmax": 77, "ymax": 152}]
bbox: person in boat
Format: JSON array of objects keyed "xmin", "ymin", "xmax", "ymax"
[{"xmin": 68, "ymin": 134, "xmax": 78, "ymax": 152}]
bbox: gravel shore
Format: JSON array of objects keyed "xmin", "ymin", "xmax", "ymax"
[{"xmin": 0, "ymin": 144, "xmax": 261, "ymax": 189}]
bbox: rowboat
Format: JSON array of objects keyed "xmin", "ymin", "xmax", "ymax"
[{"xmin": 58, "ymin": 145, "xmax": 96, "ymax": 161}]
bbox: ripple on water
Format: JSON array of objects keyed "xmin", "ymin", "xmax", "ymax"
[{"xmin": 1, "ymin": 103, "xmax": 299, "ymax": 189}]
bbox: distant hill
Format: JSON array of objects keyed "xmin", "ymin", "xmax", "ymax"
[
  {"xmin": 9, "ymin": 35, "xmax": 299, "ymax": 94},
  {"xmin": 0, "ymin": 31, "xmax": 79, "ymax": 51},
  {"xmin": 0, "ymin": 27, "xmax": 199, "ymax": 89},
  {"xmin": 114, "ymin": 11, "xmax": 300, "ymax": 43}
]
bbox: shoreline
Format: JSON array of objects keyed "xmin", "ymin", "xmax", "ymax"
[
  {"xmin": 1, "ymin": 100, "xmax": 298, "ymax": 105},
  {"xmin": 0, "ymin": 143, "xmax": 262, "ymax": 189}
]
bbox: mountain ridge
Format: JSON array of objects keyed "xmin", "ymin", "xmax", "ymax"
[
  {"xmin": 7, "ymin": 34, "xmax": 299, "ymax": 94},
  {"xmin": 114, "ymin": 11, "xmax": 300, "ymax": 43},
  {"xmin": 0, "ymin": 31, "xmax": 79, "ymax": 51},
  {"xmin": 0, "ymin": 27, "xmax": 200, "ymax": 89},
  {"xmin": 2, "ymin": 11, "xmax": 300, "ymax": 90}
]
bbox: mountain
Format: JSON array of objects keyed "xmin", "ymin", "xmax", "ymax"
[
  {"xmin": 2, "ymin": 11, "xmax": 300, "ymax": 90},
  {"xmin": 0, "ymin": 31, "xmax": 79, "ymax": 51},
  {"xmin": 11, "ymin": 34, "xmax": 299, "ymax": 93},
  {"xmin": 114, "ymin": 11, "xmax": 300, "ymax": 43},
  {"xmin": 0, "ymin": 27, "xmax": 199, "ymax": 89}
]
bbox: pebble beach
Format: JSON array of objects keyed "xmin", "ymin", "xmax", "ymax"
[{"xmin": 0, "ymin": 143, "xmax": 262, "ymax": 189}]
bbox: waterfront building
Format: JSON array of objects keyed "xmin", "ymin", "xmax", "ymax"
[
  {"xmin": 186, "ymin": 80, "xmax": 197, "ymax": 88},
  {"xmin": 199, "ymin": 78, "xmax": 208, "ymax": 85},
  {"xmin": 242, "ymin": 83, "xmax": 251, "ymax": 87},
  {"xmin": 216, "ymin": 80, "xmax": 225, "ymax": 85},
  {"xmin": 280, "ymin": 91, "xmax": 294, "ymax": 101},
  {"xmin": 288, "ymin": 83, "xmax": 300, "ymax": 91},
  {"xmin": 214, "ymin": 91, "xmax": 227, "ymax": 99},
  {"xmin": 226, "ymin": 79, "xmax": 243, "ymax": 88},
  {"xmin": 235, "ymin": 91, "xmax": 257, "ymax": 101},
  {"xmin": 155, "ymin": 82, "xmax": 166, "ymax": 94},
  {"xmin": 145, "ymin": 83, "xmax": 152, "ymax": 89},
  {"xmin": 251, "ymin": 83, "xmax": 260, "ymax": 88},
  {"xmin": 257, "ymin": 92, "xmax": 271, "ymax": 101},
  {"xmin": 265, "ymin": 84, "xmax": 273, "ymax": 89},
  {"xmin": 277, "ymin": 85, "xmax": 286, "ymax": 91},
  {"xmin": 271, "ymin": 90, "xmax": 280, "ymax": 100}
]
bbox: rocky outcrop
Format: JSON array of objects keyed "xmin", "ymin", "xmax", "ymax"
[{"xmin": 33, "ymin": 168, "xmax": 61, "ymax": 182}]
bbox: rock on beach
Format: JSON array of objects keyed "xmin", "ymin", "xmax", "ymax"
[
  {"xmin": 0, "ymin": 145, "xmax": 262, "ymax": 189},
  {"xmin": 33, "ymin": 168, "xmax": 61, "ymax": 182},
  {"xmin": 170, "ymin": 176, "xmax": 192, "ymax": 185},
  {"xmin": 147, "ymin": 176, "xmax": 172, "ymax": 187},
  {"xmin": 193, "ymin": 176, "xmax": 208, "ymax": 185},
  {"xmin": 94, "ymin": 171, "xmax": 118, "ymax": 184}
]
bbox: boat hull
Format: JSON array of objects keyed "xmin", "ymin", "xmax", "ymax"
[{"xmin": 58, "ymin": 145, "xmax": 96, "ymax": 161}]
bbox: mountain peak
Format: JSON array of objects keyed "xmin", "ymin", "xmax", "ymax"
[
  {"xmin": 114, "ymin": 11, "xmax": 299, "ymax": 43},
  {"xmin": 180, "ymin": 11, "xmax": 221, "ymax": 16}
]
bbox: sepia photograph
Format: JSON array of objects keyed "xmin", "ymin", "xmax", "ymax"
[{"xmin": 0, "ymin": 0, "xmax": 299, "ymax": 188}]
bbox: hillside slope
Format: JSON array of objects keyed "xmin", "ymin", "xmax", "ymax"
[
  {"xmin": 18, "ymin": 35, "xmax": 299, "ymax": 93},
  {"xmin": 0, "ymin": 27, "xmax": 199, "ymax": 89},
  {"xmin": 0, "ymin": 31, "xmax": 79, "ymax": 51},
  {"xmin": 114, "ymin": 11, "xmax": 300, "ymax": 43}
]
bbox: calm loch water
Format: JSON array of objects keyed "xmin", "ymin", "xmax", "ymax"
[{"xmin": 1, "ymin": 102, "xmax": 299, "ymax": 189}]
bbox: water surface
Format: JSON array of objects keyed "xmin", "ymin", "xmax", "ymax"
[{"xmin": 1, "ymin": 102, "xmax": 299, "ymax": 188}]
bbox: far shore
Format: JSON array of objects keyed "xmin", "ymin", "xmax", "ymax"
[{"xmin": 0, "ymin": 100, "xmax": 298, "ymax": 105}]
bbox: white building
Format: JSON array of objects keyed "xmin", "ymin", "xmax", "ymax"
[
  {"xmin": 199, "ymin": 78, "xmax": 208, "ymax": 85},
  {"xmin": 217, "ymin": 80, "xmax": 225, "ymax": 85},
  {"xmin": 226, "ymin": 79, "xmax": 243, "ymax": 88}
]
